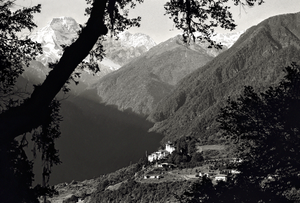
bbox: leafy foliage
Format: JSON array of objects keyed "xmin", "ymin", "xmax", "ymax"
[
  {"xmin": 0, "ymin": 0, "xmax": 42, "ymax": 109},
  {"xmin": 217, "ymin": 63, "xmax": 300, "ymax": 198},
  {"xmin": 165, "ymin": 0, "xmax": 235, "ymax": 48},
  {"xmin": 32, "ymin": 99, "xmax": 62, "ymax": 187},
  {"xmin": 95, "ymin": 161, "xmax": 144, "ymax": 192},
  {"xmin": 177, "ymin": 174, "xmax": 291, "ymax": 203},
  {"xmin": 164, "ymin": 0, "xmax": 263, "ymax": 48},
  {"xmin": 166, "ymin": 136, "xmax": 204, "ymax": 167},
  {"xmin": 0, "ymin": 1, "xmax": 61, "ymax": 202},
  {"xmin": 0, "ymin": 139, "xmax": 37, "ymax": 203},
  {"xmin": 176, "ymin": 176, "xmax": 216, "ymax": 203},
  {"xmin": 93, "ymin": 178, "xmax": 189, "ymax": 203},
  {"xmin": 79, "ymin": 0, "xmax": 143, "ymax": 74},
  {"xmin": 85, "ymin": 0, "xmax": 143, "ymax": 34}
]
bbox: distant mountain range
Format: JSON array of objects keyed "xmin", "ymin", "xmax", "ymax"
[
  {"xmin": 102, "ymin": 31, "xmax": 156, "ymax": 66},
  {"xmin": 211, "ymin": 31, "xmax": 244, "ymax": 48},
  {"xmin": 25, "ymin": 16, "xmax": 242, "ymax": 102},
  {"xmin": 29, "ymin": 17, "xmax": 79, "ymax": 65},
  {"xmin": 148, "ymin": 12, "xmax": 300, "ymax": 143},
  {"xmin": 29, "ymin": 16, "xmax": 156, "ymax": 68},
  {"xmin": 26, "ymin": 17, "xmax": 156, "ymax": 90}
]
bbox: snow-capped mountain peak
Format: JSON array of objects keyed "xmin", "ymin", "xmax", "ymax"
[
  {"xmin": 50, "ymin": 17, "xmax": 80, "ymax": 33},
  {"xmin": 27, "ymin": 16, "xmax": 157, "ymax": 84},
  {"xmin": 29, "ymin": 16, "xmax": 80, "ymax": 65},
  {"xmin": 117, "ymin": 31, "xmax": 156, "ymax": 50},
  {"xmin": 211, "ymin": 31, "xmax": 244, "ymax": 48}
]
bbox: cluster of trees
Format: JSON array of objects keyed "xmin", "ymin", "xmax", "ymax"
[
  {"xmin": 176, "ymin": 175, "xmax": 291, "ymax": 203},
  {"xmin": 177, "ymin": 63, "xmax": 300, "ymax": 202},
  {"xmin": 0, "ymin": 1, "xmax": 61, "ymax": 202},
  {"xmin": 218, "ymin": 63, "xmax": 300, "ymax": 202},
  {"xmin": 92, "ymin": 179, "xmax": 190, "ymax": 203},
  {"xmin": 89, "ymin": 158, "xmax": 191, "ymax": 202},
  {"xmin": 96, "ymin": 160, "xmax": 145, "ymax": 192},
  {"xmin": 165, "ymin": 136, "xmax": 204, "ymax": 167}
]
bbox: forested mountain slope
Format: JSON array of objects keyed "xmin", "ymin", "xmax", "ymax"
[
  {"xmin": 149, "ymin": 12, "xmax": 300, "ymax": 143},
  {"xmin": 94, "ymin": 35, "xmax": 227, "ymax": 115}
]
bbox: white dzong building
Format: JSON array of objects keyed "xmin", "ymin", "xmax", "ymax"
[
  {"xmin": 165, "ymin": 141, "xmax": 175, "ymax": 154},
  {"xmin": 148, "ymin": 141, "xmax": 175, "ymax": 162}
]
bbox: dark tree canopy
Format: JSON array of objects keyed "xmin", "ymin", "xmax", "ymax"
[
  {"xmin": 0, "ymin": 1, "xmax": 61, "ymax": 202},
  {"xmin": 165, "ymin": 0, "xmax": 264, "ymax": 47},
  {"xmin": 0, "ymin": 0, "xmax": 42, "ymax": 110},
  {"xmin": 176, "ymin": 64, "xmax": 300, "ymax": 203},
  {"xmin": 217, "ymin": 63, "xmax": 300, "ymax": 198}
]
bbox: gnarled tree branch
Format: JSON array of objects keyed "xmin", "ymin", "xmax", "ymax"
[{"xmin": 0, "ymin": 0, "xmax": 109, "ymax": 143}]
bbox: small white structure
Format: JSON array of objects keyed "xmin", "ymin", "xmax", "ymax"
[
  {"xmin": 230, "ymin": 158, "xmax": 242, "ymax": 163},
  {"xmin": 215, "ymin": 175, "xmax": 226, "ymax": 182},
  {"xmin": 199, "ymin": 172, "xmax": 210, "ymax": 178},
  {"xmin": 148, "ymin": 150, "xmax": 169, "ymax": 162},
  {"xmin": 144, "ymin": 175, "xmax": 160, "ymax": 179},
  {"xmin": 165, "ymin": 141, "xmax": 175, "ymax": 154},
  {"xmin": 157, "ymin": 163, "xmax": 177, "ymax": 168},
  {"xmin": 230, "ymin": 170, "xmax": 241, "ymax": 174}
]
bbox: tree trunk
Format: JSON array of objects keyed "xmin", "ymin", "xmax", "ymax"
[{"xmin": 0, "ymin": 0, "xmax": 108, "ymax": 143}]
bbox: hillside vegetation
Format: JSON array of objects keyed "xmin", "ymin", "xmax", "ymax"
[
  {"xmin": 149, "ymin": 12, "xmax": 300, "ymax": 143},
  {"xmin": 93, "ymin": 35, "xmax": 224, "ymax": 115}
]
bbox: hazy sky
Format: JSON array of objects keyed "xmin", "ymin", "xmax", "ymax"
[{"xmin": 15, "ymin": 0, "xmax": 300, "ymax": 43}]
